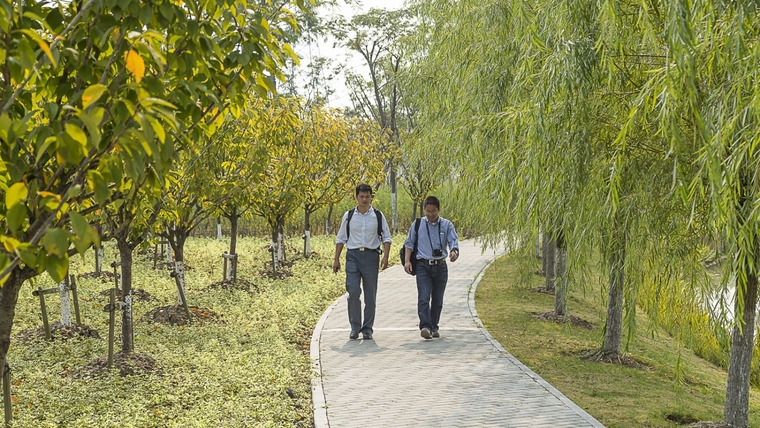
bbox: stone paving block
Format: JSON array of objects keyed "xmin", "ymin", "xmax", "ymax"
[{"xmin": 313, "ymin": 240, "xmax": 605, "ymax": 428}]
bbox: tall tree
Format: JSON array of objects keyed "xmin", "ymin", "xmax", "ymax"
[{"xmin": 330, "ymin": 7, "xmax": 416, "ymax": 233}]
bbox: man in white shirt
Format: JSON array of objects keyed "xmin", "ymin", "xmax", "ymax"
[{"xmin": 333, "ymin": 184, "xmax": 392, "ymax": 340}]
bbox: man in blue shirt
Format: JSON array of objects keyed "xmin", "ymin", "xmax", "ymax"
[
  {"xmin": 403, "ymin": 196, "xmax": 459, "ymax": 339},
  {"xmin": 333, "ymin": 184, "xmax": 392, "ymax": 340}
]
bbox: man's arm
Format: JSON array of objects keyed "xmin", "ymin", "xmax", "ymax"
[
  {"xmin": 333, "ymin": 243, "xmax": 344, "ymax": 273},
  {"xmin": 380, "ymin": 241, "xmax": 391, "ymax": 270}
]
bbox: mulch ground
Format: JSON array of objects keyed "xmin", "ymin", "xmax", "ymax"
[
  {"xmin": 141, "ymin": 305, "xmax": 223, "ymax": 326},
  {"xmin": 532, "ymin": 286, "xmax": 555, "ymax": 295},
  {"xmin": 532, "ymin": 310, "xmax": 596, "ymax": 329},
  {"xmin": 98, "ymin": 288, "xmax": 156, "ymax": 302},
  {"xmin": 15, "ymin": 322, "xmax": 101, "ymax": 344},
  {"xmin": 78, "ymin": 271, "xmax": 117, "ymax": 283},
  {"xmin": 76, "ymin": 352, "xmax": 163, "ymax": 378}
]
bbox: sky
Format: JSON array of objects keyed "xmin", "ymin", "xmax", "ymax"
[{"xmin": 291, "ymin": 0, "xmax": 408, "ymax": 108}]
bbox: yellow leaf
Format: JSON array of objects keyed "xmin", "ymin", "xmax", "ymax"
[
  {"xmin": 124, "ymin": 50, "xmax": 145, "ymax": 83},
  {"xmin": 82, "ymin": 84, "xmax": 107, "ymax": 109}
]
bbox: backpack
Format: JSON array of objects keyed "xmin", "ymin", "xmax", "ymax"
[
  {"xmin": 345, "ymin": 208, "xmax": 384, "ymax": 243},
  {"xmin": 399, "ymin": 218, "xmax": 422, "ymax": 276}
]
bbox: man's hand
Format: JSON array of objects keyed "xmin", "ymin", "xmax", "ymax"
[
  {"xmin": 405, "ymin": 261, "xmax": 412, "ymax": 274},
  {"xmin": 333, "ymin": 260, "xmax": 341, "ymax": 273},
  {"xmin": 449, "ymin": 249, "xmax": 459, "ymax": 262},
  {"xmin": 380, "ymin": 256, "xmax": 389, "ymax": 270}
]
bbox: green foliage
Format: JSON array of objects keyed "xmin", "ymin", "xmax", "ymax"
[{"xmin": 8, "ymin": 236, "xmax": 349, "ymax": 427}]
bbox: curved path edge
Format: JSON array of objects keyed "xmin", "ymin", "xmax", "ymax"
[{"xmin": 467, "ymin": 259, "xmax": 605, "ymax": 428}]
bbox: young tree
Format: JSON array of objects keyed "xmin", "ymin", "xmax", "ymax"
[
  {"xmin": 248, "ymin": 96, "xmax": 304, "ymax": 270},
  {"xmin": 301, "ymin": 107, "xmax": 384, "ymax": 255},
  {"xmin": 0, "ymin": 0, "xmax": 303, "ymax": 381}
]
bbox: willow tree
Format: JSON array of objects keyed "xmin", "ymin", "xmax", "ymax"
[
  {"xmin": 409, "ymin": 0, "xmax": 709, "ymax": 362},
  {"xmin": 0, "ymin": 0, "xmax": 303, "ymax": 388},
  {"xmin": 610, "ymin": 1, "xmax": 760, "ymax": 424}
]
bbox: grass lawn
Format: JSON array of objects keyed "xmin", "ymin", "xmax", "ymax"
[
  {"xmin": 475, "ymin": 252, "xmax": 760, "ymax": 428},
  {"xmin": 6, "ymin": 235, "xmax": 406, "ymax": 427}
]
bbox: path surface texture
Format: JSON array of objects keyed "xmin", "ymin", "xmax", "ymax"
[{"xmin": 311, "ymin": 239, "xmax": 605, "ymax": 428}]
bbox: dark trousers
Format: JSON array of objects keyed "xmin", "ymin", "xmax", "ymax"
[
  {"xmin": 416, "ymin": 262, "xmax": 448, "ymax": 331},
  {"xmin": 345, "ymin": 249, "xmax": 379, "ymax": 334}
]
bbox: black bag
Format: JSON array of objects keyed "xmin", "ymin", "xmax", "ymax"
[{"xmin": 399, "ymin": 218, "xmax": 422, "ymax": 275}]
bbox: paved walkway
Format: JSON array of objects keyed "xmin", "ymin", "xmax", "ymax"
[{"xmin": 310, "ymin": 239, "xmax": 605, "ymax": 428}]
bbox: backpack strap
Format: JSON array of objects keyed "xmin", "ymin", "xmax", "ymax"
[
  {"xmin": 374, "ymin": 209, "xmax": 384, "ymax": 240},
  {"xmin": 345, "ymin": 209, "xmax": 354, "ymax": 241},
  {"xmin": 346, "ymin": 208, "xmax": 385, "ymax": 243},
  {"xmin": 413, "ymin": 217, "xmax": 421, "ymax": 249}
]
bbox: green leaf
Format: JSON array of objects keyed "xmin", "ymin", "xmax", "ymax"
[
  {"xmin": 6, "ymin": 203, "xmax": 26, "ymax": 233},
  {"xmin": 65, "ymin": 123, "xmax": 88, "ymax": 148},
  {"xmin": 68, "ymin": 211, "xmax": 93, "ymax": 254},
  {"xmin": 42, "ymin": 228, "xmax": 70, "ymax": 258},
  {"xmin": 5, "ymin": 182, "xmax": 28, "ymax": 207},
  {"xmin": 82, "ymin": 84, "xmax": 107, "ymax": 109},
  {"xmin": 45, "ymin": 253, "xmax": 68, "ymax": 283}
]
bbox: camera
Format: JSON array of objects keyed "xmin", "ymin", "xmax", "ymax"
[{"xmin": 433, "ymin": 249, "xmax": 443, "ymax": 257}]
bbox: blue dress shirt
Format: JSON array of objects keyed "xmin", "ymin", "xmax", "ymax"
[{"xmin": 404, "ymin": 217, "xmax": 459, "ymax": 260}]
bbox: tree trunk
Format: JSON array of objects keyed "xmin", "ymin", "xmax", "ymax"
[
  {"xmin": 0, "ymin": 267, "xmax": 36, "ymax": 387},
  {"xmin": 724, "ymin": 266, "xmax": 758, "ymax": 427},
  {"xmin": 391, "ymin": 167, "xmax": 398, "ymax": 233},
  {"xmin": 304, "ymin": 209, "xmax": 312, "ymax": 257},
  {"xmin": 277, "ymin": 220, "xmax": 285, "ymax": 262},
  {"xmin": 95, "ymin": 245, "xmax": 104, "ymax": 274},
  {"xmin": 603, "ymin": 236, "xmax": 625, "ymax": 355},
  {"xmin": 172, "ymin": 233, "xmax": 188, "ymax": 306},
  {"xmin": 271, "ymin": 228, "xmax": 279, "ymax": 272},
  {"xmin": 217, "ymin": 216, "xmax": 223, "ymax": 241},
  {"xmin": 59, "ymin": 276, "xmax": 72, "ymax": 327},
  {"xmin": 542, "ymin": 232, "xmax": 549, "ymax": 276},
  {"xmin": 165, "ymin": 227, "xmax": 173, "ymax": 264},
  {"xmin": 117, "ymin": 238, "xmax": 134, "ymax": 354},
  {"xmin": 325, "ymin": 205, "xmax": 333, "ymax": 236},
  {"xmin": 545, "ymin": 233, "xmax": 556, "ymax": 291},
  {"xmin": 554, "ymin": 232, "xmax": 567, "ymax": 316},
  {"xmin": 229, "ymin": 213, "xmax": 239, "ymax": 255}
]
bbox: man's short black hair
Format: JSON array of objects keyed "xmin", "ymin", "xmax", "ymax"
[
  {"xmin": 356, "ymin": 183, "xmax": 373, "ymax": 196},
  {"xmin": 423, "ymin": 196, "xmax": 440, "ymax": 209}
]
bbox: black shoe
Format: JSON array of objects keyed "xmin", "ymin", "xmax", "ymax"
[
  {"xmin": 362, "ymin": 332, "xmax": 373, "ymax": 340},
  {"xmin": 421, "ymin": 328, "xmax": 432, "ymax": 339},
  {"xmin": 432, "ymin": 330, "xmax": 440, "ymax": 338},
  {"xmin": 349, "ymin": 331, "xmax": 359, "ymax": 340}
]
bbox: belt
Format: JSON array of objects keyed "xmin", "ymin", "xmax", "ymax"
[
  {"xmin": 419, "ymin": 259, "xmax": 445, "ymax": 265},
  {"xmin": 349, "ymin": 247, "xmax": 380, "ymax": 252}
]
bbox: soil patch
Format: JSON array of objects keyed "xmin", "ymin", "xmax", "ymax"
[
  {"xmin": 77, "ymin": 352, "xmax": 163, "ymax": 378},
  {"xmin": 532, "ymin": 310, "xmax": 595, "ymax": 329},
  {"xmin": 78, "ymin": 271, "xmax": 116, "ymax": 283},
  {"xmin": 260, "ymin": 269, "xmax": 293, "ymax": 280},
  {"xmin": 98, "ymin": 288, "xmax": 156, "ymax": 302},
  {"xmin": 207, "ymin": 278, "xmax": 259, "ymax": 292},
  {"xmin": 142, "ymin": 305, "xmax": 223, "ymax": 326},
  {"xmin": 531, "ymin": 286, "xmax": 555, "ymax": 295},
  {"xmin": 688, "ymin": 422, "xmax": 731, "ymax": 428},
  {"xmin": 16, "ymin": 322, "xmax": 101, "ymax": 344},
  {"xmin": 579, "ymin": 349, "xmax": 652, "ymax": 370}
]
